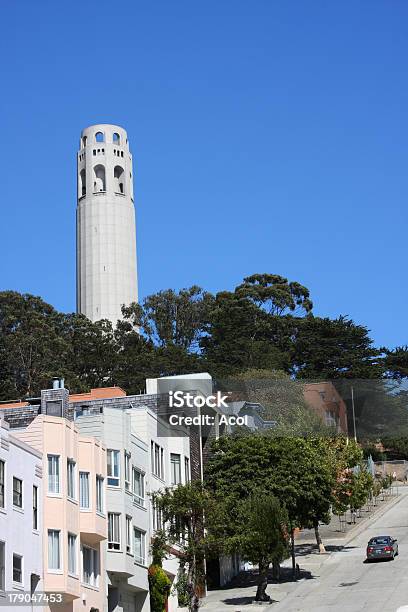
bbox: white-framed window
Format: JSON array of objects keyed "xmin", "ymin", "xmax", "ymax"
[
  {"xmin": 132, "ymin": 467, "xmax": 145, "ymax": 506},
  {"xmin": 48, "ymin": 530, "xmax": 61, "ymax": 571},
  {"xmin": 133, "ymin": 528, "xmax": 146, "ymax": 565},
  {"xmin": 108, "ymin": 513, "xmax": 121, "ymax": 550},
  {"xmin": 33, "ymin": 486, "xmax": 38, "ymax": 530},
  {"xmin": 48, "ymin": 455, "xmax": 60, "ymax": 494},
  {"xmin": 170, "ymin": 454, "xmax": 181, "ymax": 485},
  {"xmin": 152, "ymin": 501, "xmax": 164, "ymax": 532},
  {"xmin": 79, "ymin": 472, "xmax": 90, "ymax": 509},
  {"xmin": 12, "ymin": 554, "xmax": 22, "ymax": 584},
  {"xmin": 185, "ymin": 457, "xmax": 190, "ymax": 483},
  {"xmin": 96, "ymin": 476, "xmax": 104, "ymax": 514},
  {"xmin": 151, "ymin": 441, "xmax": 164, "ymax": 479},
  {"xmin": 0, "ymin": 541, "xmax": 5, "ymax": 590},
  {"xmin": 0, "ymin": 461, "xmax": 4, "ymax": 508},
  {"xmin": 107, "ymin": 450, "xmax": 120, "ymax": 487},
  {"xmin": 126, "ymin": 515, "xmax": 132, "ymax": 553},
  {"xmin": 13, "ymin": 477, "xmax": 23, "ymax": 508},
  {"xmin": 67, "ymin": 459, "xmax": 76, "ymax": 500},
  {"xmin": 82, "ymin": 546, "xmax": 99, "ymax": 587},
  {"xmin": 125, "ymin": 452, "xmax": 131, "ymax": 491},
  {"xmin": 68, "ymin": 533, "xmax": 77, "ymax": 575}
]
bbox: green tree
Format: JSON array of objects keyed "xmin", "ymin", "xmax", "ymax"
[
  {"xmin": 349, "ymin": 468, "xmax": 373, "ymax": 517},
  {"xmin": 383, "ymin": 346, "xmax": 408, "ymax": 379},
  {"xmin": 58, "ymin": 313, "xmax": 117, "ymax": 392},
  {"xmin": 235, "ymin": 274, "xmax": 313, "ymax": 316},
  {"xmin": 205, "ymin": 434, "xmax": 334, "ymax": 574},
  {"xmin": 152, "ymin": 482, "xmax": 214, "ymax": 612},
  {"xmin": 201, "ymin": 292, "xmax": 290, "ymax": 377},
  {"xmin": 235, "ymin": 495, "xmax": 288, "ymax": 602},
  {"xmin": 291, "ymin": 316, "xmax": 383, "ymax": 379},
  {"xmin": 138, "ymin": 286, "xmax": 214, "ymax": 351},
  {"xmin": 0, "ymin": 291, "xmax": 68, "ymax": 398}
]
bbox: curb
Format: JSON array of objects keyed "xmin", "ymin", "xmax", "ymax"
[{"xmin": 333, "ymin": 489, "xmax": 406, "ymax": 548}]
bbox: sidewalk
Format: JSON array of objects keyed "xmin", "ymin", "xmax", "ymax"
[
  {"xmin": 198, "ymin": 487, "xmax": 406, "ymax": 612},
  {"xmin": 295, "ymin": 485, "xmax": 402, "ymax": 545}
]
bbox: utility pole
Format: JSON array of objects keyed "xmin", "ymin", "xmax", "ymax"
[{"xmin": 351, "ymin": 386, "xmax": 357, "ymax": 442}]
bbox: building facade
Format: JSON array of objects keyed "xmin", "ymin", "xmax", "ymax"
[
  {"xmin": 0, "ymin": 419, "xmax": 43, "ymax": 608},
  {"xmin": 77, "ymin": 124, "xmax": 138, "ymax": 326},
  {"xmin": 75, "ymin": 405, "xmax": 150, "ymax": 612},
  {"xmin": 73, "ymin": 397, "xmax": 191, "ymax": 612},
  {"xmin": 0, "ymin": 376, "xmax": 218, "ymax": 611},
  {"xmin": 303, "ymin": 382, "xmax": 348, "ymax": 434},
  {"xmin": 14, "ymin": 415, "xmax": 107, "ymax": 612}
]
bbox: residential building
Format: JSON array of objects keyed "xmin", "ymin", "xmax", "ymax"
[
  {"xmin": 129, "ymin": 403, "xmax": 191, "ymax": 612},
  {"xmin": 0, "ymin": 418, "xmax": 43, "ymax": 607},
  {"xmin": 303, "ymin": 382, "xmax": 348, "ymax": 434},
  {"xmin": 217, "ymin": 401, "xmax": 277, "ymax": 433},
  {"xmin": 0, "ymin": 375, "xmax": 219, "ymax": 610},
  {"xmin": 14, "ymin": 414, "xmax": 107, "ymax": 612},
  {"xmin": 72, "ymin": 395, "xmax": 191, "ymax": 612},
  {"xmin": 74, "ymin": 404, "xmax": 150, "ymax": 612}
]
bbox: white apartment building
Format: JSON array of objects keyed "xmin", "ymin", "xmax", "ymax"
[
  {"xmin": 75, "ymin": 400, "xmax": 191, "ymax": 612},
  {"xmin": 0, "ymin": 418, "xmax": 43, "ymax": 608},
  {"xmin": 130, "ymin": 404, "xmax": 191, "ymax": 612},
  {"xmin": 75, "ymin": 405, "xmax": 151, "ymax": 612}
]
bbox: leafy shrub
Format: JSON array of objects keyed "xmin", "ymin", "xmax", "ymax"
[{"xmin": 148, "ymin": 565, "xmax": 171, "ymax": 612}]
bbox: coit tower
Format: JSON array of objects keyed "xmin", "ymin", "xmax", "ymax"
[{"xmin": 76, "ymin": 124, "xmax": 138, "ymax": 325}]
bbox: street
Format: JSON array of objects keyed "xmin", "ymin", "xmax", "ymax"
[{"xmin": 275, "ymin": 488, "xmax": 408, "ymax": 612}]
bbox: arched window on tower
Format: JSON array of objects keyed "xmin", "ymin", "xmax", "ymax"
[
  {"xmin": 95, "ymin": 131, "xmax": 104, "ymax": 143},
  {"xmin": 82, "ymin": 136, "xmax": 87, "ymax": 148},
  {"xmin": 79, "ymin": 169, "xmax": 86, "ymax": 196},
  {"xmin": 93, "ymin": 165, "xmax": 106, "ymax": 192},
  {"xmin": 113, "ymin": 132, "xmax": 120, "ymax": 144},
  {"xmin": 114, "ymin": 166, "xmax": 125, "ymax": 194}
]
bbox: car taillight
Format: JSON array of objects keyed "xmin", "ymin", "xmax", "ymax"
[
  {"xmin": 384, "ymin": 546, "xmax": 393, "ymax": 551},
  {"xmin": 367, "ymin": 547, "xmax": 373, "ymax": 553}
]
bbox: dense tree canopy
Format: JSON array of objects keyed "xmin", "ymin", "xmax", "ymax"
[{"xmin": 0, "ymin": 271, "xmax": 405, "ymax": 400}]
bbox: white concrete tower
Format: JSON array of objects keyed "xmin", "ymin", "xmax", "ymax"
[{"xmin": 76, "ymin": 124, "xmax": 138, "ymax": 325}]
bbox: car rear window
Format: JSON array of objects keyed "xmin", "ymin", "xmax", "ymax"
[{"xmin": 370, "ymin": 538, "xmax": 390, "ymax": 545}]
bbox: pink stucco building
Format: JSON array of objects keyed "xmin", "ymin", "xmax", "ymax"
[{"xmin": 15, "ymin": 415, "xmax": 107, "ymax": 612}]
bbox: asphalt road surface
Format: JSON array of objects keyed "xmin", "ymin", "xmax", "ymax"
[{"xmin": 274, "ymin": 488, "xmax": 408, "ymax": 612}]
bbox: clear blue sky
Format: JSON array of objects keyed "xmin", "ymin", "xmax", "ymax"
[{"xmin": 1, "ymin": 1, "xmax": 407, "ymax": 349}]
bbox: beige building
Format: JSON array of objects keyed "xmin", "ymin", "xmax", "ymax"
[{"xmin": 15, "ymin": 415, "xmax": 107, "ymax": 612}]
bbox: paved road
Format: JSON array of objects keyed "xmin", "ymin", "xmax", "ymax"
[{"xmin": 274, "ymin": 488, "xmax": 408, "ymax": 612}]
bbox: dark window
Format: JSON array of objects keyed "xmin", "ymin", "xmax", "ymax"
[
  {"xmin": 13, "ymin": 477, "xmax": 22, "ymax": 508},
  {"xmin": 114, "ymin": 166, "xmax": 125, "ymax": 195},
  {"xmin": 80, "ymin": 169, "xmax": 86, "ymax": 197},
  {"xmin": 33, "ymin": 486, "xmax": 38, "ymax": 530},
  {"xmin": 13, "ymin": 554, "xmax": 22, "ymax": 584},
  {"xmin": 0, "ymin": 542, "xmax": 4, "ymax": 590},
  {"xmin": 94, "ymin": 165, "xmax": 106, "ymax": 192},
  {"xmin": 46, "ymin": 400, "xmax": 62, "ymax": 417},
  {"xmin": 0, "ymin": 461, "xmax": 4, "ymax": 508}
]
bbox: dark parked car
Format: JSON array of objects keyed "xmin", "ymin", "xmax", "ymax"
[{"xmin": 366, "ymin": 536, "xmax": 398, "ymax": 561}]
